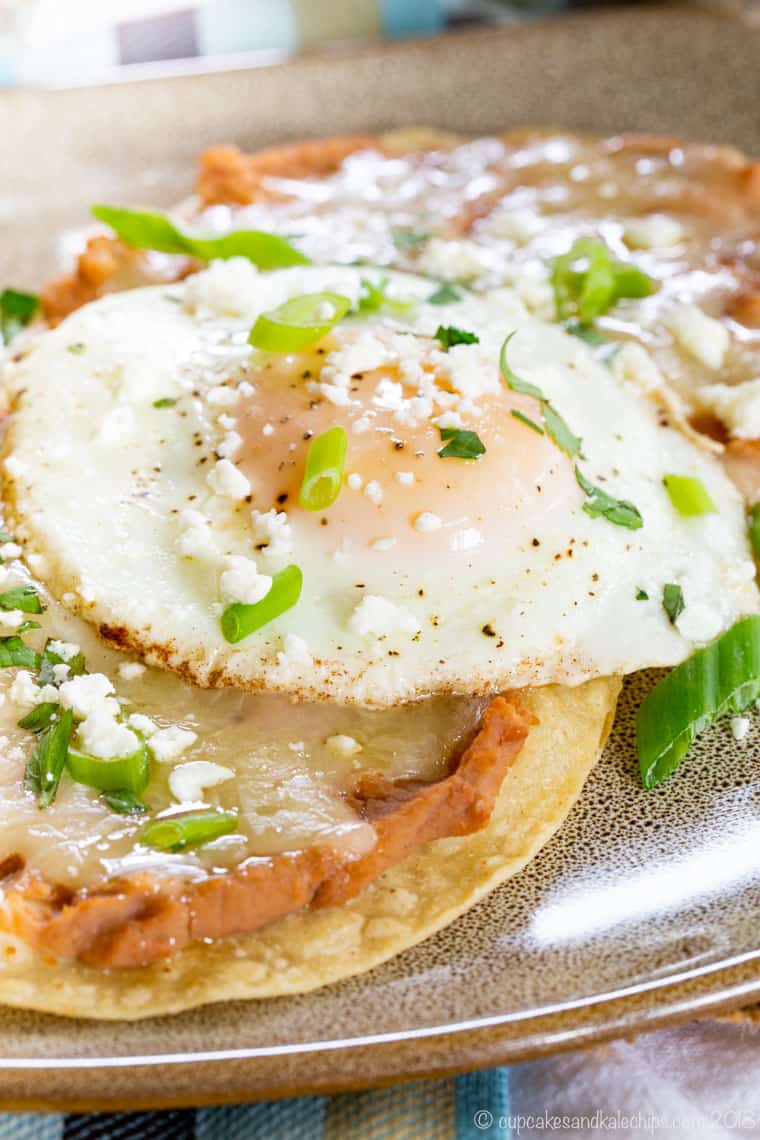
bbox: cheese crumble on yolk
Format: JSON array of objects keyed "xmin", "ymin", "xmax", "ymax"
[
  {"xmin": 230, "ymin": 327, "xmax": 572, "ymax": 559},
  {"xmin": 7, "ymin": 261, "xmax": 757, "ymax": 704}
]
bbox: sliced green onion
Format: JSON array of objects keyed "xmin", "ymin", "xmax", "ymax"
[
  {"xmin": 511, "ymin": 409, "xmax": 544, "ymax": 435},
  {"xmin": 102, "ymin": 789, "xmax": 147, "ymax": 815},
  {"xmin": 92, "ymin": 206, "xmax": 190, "ymax": 253},
  {"xmin": 92, "ymin": 205, "xmax": 308, "ymax": 268},
  {"xmin": 1, "ymin": 288, "xmax": 39, "ymax": 344},
  {"xmin": 358, "ymin": 276, "xmax": 413, "ymax": 315},
  {"xmin": 153, "ymin": 396, "xmax": 177, "ymax": 409},
  {"xmin": 437, "ymin": 427, "xmax": 486, "ymax": 460},
  {"xmin": 18, "ymin": 702, "xmax": 59, "ymax": 734},
  {"xmin": 663, "ymin": 582, "xmax": 685, "ymax": 626},
  {"xmin": 67, "ymin": 342, "xmax": 86, "ymax": 355},
  {"xmin": 663, "ymin": 474, "xmax": 717, "ymax": 517},
  {"xmin": 552, "ymin": 238, "xmax": 608, "ymax": 323},
  {"xmin": 187, "ymin": 232, "xmax": 307, "ymax": 267},
  {"xmin": 636, "ymin": 588, "xmax": 649, "ymax": 601},
  {"xmin": 613, "ymin": 263, "xmax": 657, "ymax": 300},
  {"xmin": 500, "ymin": 333, "xmax": 582, "ymax": 459},
  {"xmin": 221, "ymin": 564, "xmax": 303, "ymax": 644},
  {"xmin": 551, "ymin": 237, "xmax": 655, "ymax": 324},
  {"xmin": 575, "ymin": 252, "xmax": 616, "ymax": 323},
  {"xmin": 434, "ymin": 325, "xmax": 479, "ymax": 350},
  {"xmin": 0, "ymin": 585, "xmax": 43, "ymax": 614},
  {"xmin": 428, "ymin": 282, "xmax": 463, "ymax": 305},
  {"xmin": 575, "ymin": 466, "xmax": 643, "ymax": 530},
  {"xmin": 142, "ymin": 810, "xmax": 238, "ymax": 852},
  {"xmin": 29, "ymin": 709, "xmax": 73, "ymax": 808},
  {"xmin": 299, "ymin": 427, "xmax": 348, "ymax": 511},
  {"xmin": 0, "ymin": 636, "xmax": 40, "ymax": 669},
  {"xmin": 637, "ymin": 614, "xmax": 760, "ymax": 787},
  {"xmin": 249, "ymin": 292, "xmax": 351, "ymax": 353},
  {"xmin": 749, "ymin": 502, "xmax": 760, "ymax": 559},
  {"xmin": 67, "ymin": 740, "xmax": 150, "ymax": 795}
]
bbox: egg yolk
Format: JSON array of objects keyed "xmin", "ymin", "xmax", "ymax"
[{"xmin": 235, "ymin": 331, "xmax": 577, "ymax": 560}]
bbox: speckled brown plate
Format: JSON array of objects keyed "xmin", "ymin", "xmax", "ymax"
[{"xmin": 1, "ymin": 6, "xmax": 760, "ymax": 1111}]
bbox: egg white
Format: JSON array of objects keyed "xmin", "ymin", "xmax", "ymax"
[{"xmin": 3, "ymin": 262, "xmax": 757, "ymax": 705}]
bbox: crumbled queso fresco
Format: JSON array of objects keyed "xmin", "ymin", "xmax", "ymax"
[
  {"xmin": 4, "ymin": 252, "xmax": 758, "ymax": 706},
  {"xmin": 173, "ymin": 263, "xmax": 520, "ymax": 664}
]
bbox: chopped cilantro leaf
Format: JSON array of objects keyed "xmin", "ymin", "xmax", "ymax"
[
  {"xmin": 428, "ymin": 282, "xmax": 463, "ymax": 305},
  {"xmin": 358, "ymin": 276, "xmax": 412, "ymax": 315},
  {"xmin": 575, "ymin": 467, "xmax": 643, "ymax": 530},
  {"xmin": 565, "ymin": 321, "xmax": 608, "ymax": 347},
  {"xmin": 37, "ymin": 639, "xmax": 86, "ymax": 686},
  {"xmin": 434, "ymin": 325, "xmax": 479, "ymax": 350},
  {"xmin": 500, "ymin": 334, "xmax": 582, "ymax": 459},
  {"xmin": 18, "ymin": 702, "xmax": 59, "ymax": 734},
  {"xmin": 499, "ymin": 332, "xmax": 545, "ymax": 399},
  {"xmin": 510, "ymin": 409, "xmax": 544, "ymax": 435},
  {"xmin": 542, "ymin": 401, "xmax": 583, "ymax": 459},
  {"xmin": 437, "ymin": 427, "xmax": 486, "ymax": 460},
  {"xmin": 0, "ymin": 637, "xmax": 40, "ymax": 669},
  {"xmin": 16, "ymin": 619, "xmax": 41, "ymax": 634},
  {"xmin": 0, "ymin": 585, "xmax": 44, "ymax": 614},
  {"xmin": 663, "ymin": 583, "xmax": 685, "ymax": 626},
  {"xmin": 1, "ymin": 289, "xmax": 39, "ymax": 344}
]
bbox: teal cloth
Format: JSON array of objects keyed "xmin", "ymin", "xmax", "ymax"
[{"xmin": 0, "ymin": 1070, "xmax": 511, "ymax": 1137}]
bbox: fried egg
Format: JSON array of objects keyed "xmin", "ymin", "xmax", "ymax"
[{"xmin": 3, "ymin": 261, "xmax": 756, "ymax": 704}]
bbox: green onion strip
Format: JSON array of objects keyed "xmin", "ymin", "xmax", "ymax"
[
  {"xmin": 92, "ymin": 205, "xmax": 308, "ymax": 269},
  {"xmin": 551, "ymin": 237, "xmax": 655, "ymax": 325},
  {"xmin": 142, "ymin": 810, "xmax": 238, "ymax": 852},
  {"xmin": 663, "ymin": 474, "xmax": 717, "ymax": 517},
  {"xmin": 637, "ymin": 615, "xmax": 760, "ymax": 788},
  {"xmin": 249, "ymin": 292, "xmax": 351, "ymax": 352},
  {"xmin": 221, "ymin": 564, "xmax": 303, "ymax": 644},
  {"xmin": 299, "ymin": 427, "xmax": 348, "ymax": 511},
  {"xmin": 32, "ymin": 709, "xmax": 74, "ymax": 809},
  {"xmin": 66, "ymin": 740, "xmax": 151, "ymax": 795}
]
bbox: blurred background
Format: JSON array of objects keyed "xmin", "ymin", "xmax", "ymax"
[{"xmin": 1, "ymin": 0, "xmax": 757, "ymax": 88}]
